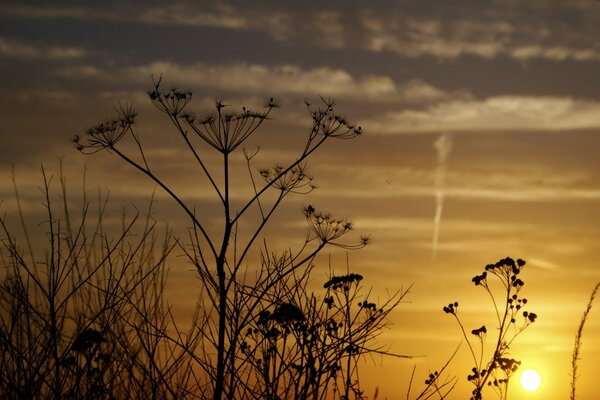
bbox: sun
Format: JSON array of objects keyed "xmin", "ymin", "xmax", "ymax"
[{"xmin": 520, "ymin": 369, "xmax": 542, "ymax": 392}]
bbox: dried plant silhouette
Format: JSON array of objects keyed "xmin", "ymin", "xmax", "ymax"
[
  {"xmin": 570, "ymin": 281, "xmax": 599, "ymax": 400},
  {"xmin": 405, "ymin": 345, "xmax": 459, "ymax": 400},
  {"xmin": 71, "ymin": 78, "xmax": 406, "ymax": 399},
  {"xmin": 443, "ymin": 257, "xmax": 537, "ymax": 400},
  {"xmin": 0, "ymin": 164, "xmax": 192, "ymax": 398},
  {"xmin": 2, "ymin": 80, "xmax": 553, "ymax": 400}
]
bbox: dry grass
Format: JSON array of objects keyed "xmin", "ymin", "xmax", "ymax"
[{"xmin": 570, "ymin": 282, "xmax": 600, "ymax": 400}]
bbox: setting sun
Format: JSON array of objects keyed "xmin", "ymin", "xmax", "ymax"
[{"xmin": 520, "ymin": 369, "xmax": 542, "ymax": 392}]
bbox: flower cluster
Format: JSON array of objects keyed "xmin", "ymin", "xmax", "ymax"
[
  {"xmin": 306, "ymin": 98, "xmax": 363, "ymax": 140},
  {"xmin": 442, "ymin": 301, "xmax": 459, "ymax": 315},
  {"xmin": 303, "ymin": 205, "xmax": 354, "ymax": 244},
  {"xmin": 74, "ymin": 104, "xmax": 137, "ymax": 153},
  {"xmin": 324, "ymin": 295, "xmax": 335, "ymax": 309},
  {"xmin": 358, "ymin": 300, "xmax": 377, "ymax": 312},
  {"xmin": 471, "ymin": 325, "xmax": 487, "ymax": 337},
  {"xmin": 425, "ymin": 371, "xmax": 439, "ymax": 385},
  {"xmin": 491, "ymin": 357, "xmax": 520, "ymax": 375},
  {"xmin": 467, "ymin": 367, "xmax": 483, "ymax": 382},
  {"xmin": 148, "ymin": 84, "xmax": 192, "ymax": 117},
  {"xmin": 272, "ymin": 302, "xmax": 305, "ymax": 324},
  {"xmin": 252, "ymin": 302, "xmax": 307, "ymax": 342},
  {"xmin": 485, "ymin": 257, "xmax": 525, "ymax": 273},
  {"xmin": 523, "ymin": 311, "xmax": 537, "ymax": 323},
  {"xmin": 72, "ymin": 328, "xmax": 106, "ymax": 353},
  {"xmin": 483, "ymin": 257, "xmax": 526, "ymax": 289},
  {"xmin": 445, "ymin": 257, "xmax": 537, "ymax": 399},
  {"xmin": 186, "ymin": 99, "xmax": 276, "ymax": 153},
  {"xmin": 259, "ymin": 163, "xmax": 315, "ymax": 193},
  {"xmin": 472, "ymin": 271, "xmax": 487, "ymax": 286},
  {"xmin": 323, "ymin": 273, "xmax": 363, "ymax": 290},
  {"xmin": 148, "ymin": 77, "xmax": 278, "ymax": 153}
]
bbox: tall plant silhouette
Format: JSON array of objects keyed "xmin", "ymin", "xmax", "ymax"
[
  {"xmin": 73, "ymin": 78, "xmax": 399, "ymax": 400},
  {"xmin": 443, "ymin": 257, "xmax": 537, "ymax": 400},
  {"xmin": 570, "ymin": 282, "xmax": 599, "ymax": 400}
]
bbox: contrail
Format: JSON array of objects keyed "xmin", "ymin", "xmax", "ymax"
[{"xmin": 432, "ymin": 133, "xmax": 452, "ymax": 262}]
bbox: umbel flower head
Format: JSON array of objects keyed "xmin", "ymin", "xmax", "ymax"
[
  {"xmin": 185, "ymin": 99, "xmax": 277, "ymax": 154},
  {"xmin": 74, "ymin": 103, "xmax": 137, "ymax": 153},
  {"xmin": 148, "ymin": 77, "xmax": 192, "ymax": 117},
  {"xmin": 259, "ymin": 162, "xmax": 316, "ymax": 193},
  {"xmin": 303, "ymin": 205, "xmax": 349, "ymax": 242},
  {"xmin": 301, "ymin": 205, "xmax": 370, "ymax": 249},
  {"xmin": 148, "ymin": 76, "xmax": 278, "ymax": 154},
  {"xmin": 306, "ymin": 97, "xmax": 363, "ymax": 139}
]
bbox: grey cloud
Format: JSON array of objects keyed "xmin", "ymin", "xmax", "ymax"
[
  {"xmin": 52, "ymin": 60, "xmax": 457, "ymax": 105},
  {"xmin": 363, "ymin": 96, "xmax": 600, "ymax": 133},
  {"xmin": 4, "ymin": 2, "xmax": 600, "ymax": 62},
  {"xmin": 0, "ymin": 37, "xmax": 86, "ymax": 60}
]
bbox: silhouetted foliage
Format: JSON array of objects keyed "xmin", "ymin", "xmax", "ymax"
[
  {"xmin": 571, "ymin": 282, "xmax": 599, "ymax": 400},
  {"xmin": 444, "ymin": 257, "xmax": 537, "ymax": 400},
  {"xmin": 0, "ymin": 165, "xmax": 189, "ymax": 399},
  {"xmin": 2, "ymin": 79, "xmax": 549, "ymax": 400},
  {"xmin": 71, "ymin": 78, "xmax": 401, "ymax": 400}
]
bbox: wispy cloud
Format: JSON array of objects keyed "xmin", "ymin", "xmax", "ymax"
[
  {"xmin": 57, "ymin": 60, "xmax": 452, "ymax": 104},
  {"xmin": 364, "ymin": 96, "xmax": 600, "ymax": 134},
  {"xmin": 139, "ymin": 4, "xmax": 250, "ymax": 29},
  {"xmin": 139, "ymin": 4, "xmax": 294, "ymax": 40},
  {"xmin": 313, "ymin": 164, "xmax": 600, "ymax": 203},
  {"xmin": 527, "ymin": 257, "xmax": 560, "ymax": 271},
  {"xmin": 0, "ymin": 4, "xmax": 124, "ymax": 22},
  {"xmin": 0, "ymin": 37, "xmax": 86, "ymax": 60},
  {"xmin": 354, "ymin": 217, "xmax": 535, "ymax": 235},
  {"xmin": 4, "ymin": 2, "xmax": 600, "ymax": 63},
  {"xmin": 358, "ymin": 14, "xmax": 600, "ymax": 62},
  {"xmin": 137, "ymin": 4, "xmax": 600, "ymax": 62},
  {"xmin": 129, "ymin": 62, "xmax": 399, "ymax": 99}
]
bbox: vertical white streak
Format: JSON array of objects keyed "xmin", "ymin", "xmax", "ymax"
[{"xmin": 432, "ymin": 133, "xmax": 452, "ymax": 262}]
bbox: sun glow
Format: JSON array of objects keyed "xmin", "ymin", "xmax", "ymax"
[{"xmin": 520, "ymin": 369, "xmax": 542, "ymax": 392}]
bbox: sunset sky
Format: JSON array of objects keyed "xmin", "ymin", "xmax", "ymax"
[{"xmin": 2, "ymin": 1, "xmax": 600, "ymax": 398}]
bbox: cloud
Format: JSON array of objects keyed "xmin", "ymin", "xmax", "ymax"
[
  {"xmin": 354, "ymin": 217, "xmax": 534, "ymax": 235},
  {"xmin": 527, "ymin": 257, "xmax": 560, "ymax": 271},
  {"xmin": 114, "ymin": 61, "xmax": 448, "ymax": 103},
  {"xmin": 5, "ymin": 2, "xmax": 600, "ymax": 63},
  {"xmin": 0, "ymin": 37, "xmax": 86, "ymax": 60},
  {"xmin": 313, "ymin": 164, "xmax": 600, "ymax": 203},
  {"xmin": 55, "ymin": 65, "xmax": 104, "ymax": 79},
  {"xmin": 363, "ymin": 96, "xmax": 600, "ymax": 134},
  {"xmin": 360, "ymin": 16, "xmax": 508, "ymax": 60},
  {"xmin": 134, "ymin": 3, "xmax": 600, "ymax": 63},
  {"xmin": 510, "ymin": 46, "xmax": 600, "ymax": 62},
  {"xmin": 139, "ymin": 4, "xmax": 251, "ymax": 30},
  {"xmin": 359, "ymin": 15, "xmax": 600, "ymax": 62},
  {"xmin": 0, "ymin": 4, "xmax": 124, "ymax": 22},
  {"xmin": 128, "ymin": 62, "xmax": 387, "ymax": 99}
]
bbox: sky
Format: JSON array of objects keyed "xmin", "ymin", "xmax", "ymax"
[{"xmin": 2, "ymin": 1, "xmax": 600, "ymax": 398}]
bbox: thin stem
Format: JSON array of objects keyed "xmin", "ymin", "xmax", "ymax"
[
  {"xmin": 109, "ymin": 145, "xmax": 217, "ymax": 259},
  {"xmin": 231, "ymin": 135, "xmax": 328, "ymax": 225}
]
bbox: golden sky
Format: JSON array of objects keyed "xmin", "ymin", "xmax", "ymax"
[{"xmin": 1, "ymin": 1, "xmax": 600, "ymax": 398}]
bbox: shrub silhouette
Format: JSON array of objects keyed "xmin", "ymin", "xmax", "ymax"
[{"xmin": 0, "ymin": 165, "xmax": 183, "ymax": 398}]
